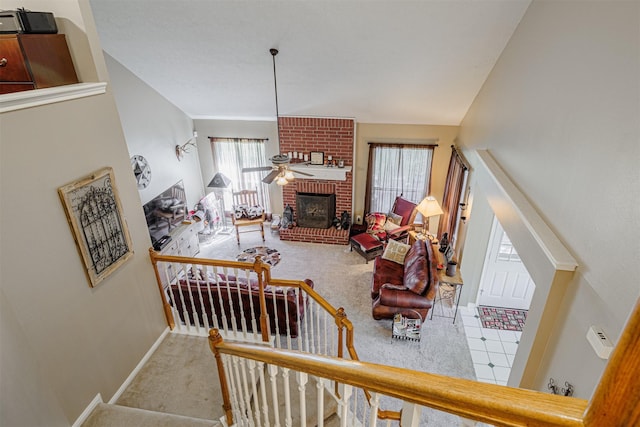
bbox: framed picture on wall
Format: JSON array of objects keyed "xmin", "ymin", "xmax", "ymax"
[
  {"xmin": 310, "ymin": 151, "xmax": 324, "ymax": 165},
  {"xmin": 58, "ymin": 167, "xmax": 134, "ymax": 287}
]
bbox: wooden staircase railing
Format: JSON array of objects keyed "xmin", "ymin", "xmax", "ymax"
[
  {"xmin": 209, "ymin": 295, "xmax": 640, "ymax": 426},
  {"xmin": 151, "ymin": 250, "xmax": 640, "ymax": 426}
]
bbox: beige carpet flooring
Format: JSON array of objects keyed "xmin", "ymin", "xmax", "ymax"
[{"xmin": 94, "ymin": 226, "xmax": 476, "ymax": 426}]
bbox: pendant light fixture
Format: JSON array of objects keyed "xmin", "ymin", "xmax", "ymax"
[{"xmin": 271, "ymin": 48, "xmax": 290, "ymax": 186}]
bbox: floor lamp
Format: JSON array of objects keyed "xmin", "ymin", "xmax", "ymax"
[{"xmin": 208, "ymin": 172, "xmax": 232, "ymax": 234}]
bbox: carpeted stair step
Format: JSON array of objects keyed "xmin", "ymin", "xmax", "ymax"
[{"xmin": 82, "ymin": 403, "xmax": 223, "ymax": 427}]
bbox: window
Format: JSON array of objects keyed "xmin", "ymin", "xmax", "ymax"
[
  {"xmin": 365, "ymin": 143, "xmax": 435, "ymax": 215},
  {"xmin": 437, "ymin": 146, "xmax": 470, "ymax": 247},
  {"xmin": 210, "ymin": 138, "xmax": 271, "ymax": 212}
]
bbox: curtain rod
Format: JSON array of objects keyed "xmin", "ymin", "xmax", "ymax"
[
  {"xmin": 209, "ymin": 137, "xmax": 269, "ymax": 142},
  {"xmin": 368, "ymin": 142, "xmax": 438, "ymax": 148},
  {"xmin": 451, "ymin": 145, "xmax": 471, "ymax": 170}
]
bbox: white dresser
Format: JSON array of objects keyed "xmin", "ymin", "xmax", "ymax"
[{"xmin": 160, "ymin": 221, "xmax": 203, "ymax": 257}]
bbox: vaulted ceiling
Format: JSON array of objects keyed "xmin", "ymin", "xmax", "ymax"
[{"xmin": 89, "ymin": 0, "xmax": 530, "ymax": 125}]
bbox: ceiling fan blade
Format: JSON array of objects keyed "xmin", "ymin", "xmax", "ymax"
[
  {"xmin": 243, "ymin": 166, "xmax": 273, "ymax": 173},
  {"xmin": 290, "ymin": 168, "xmax": 314, "ymax": 177},
  {"xmin": 262, "ymin": 169, "xmax": 280, "ymax": 184}
]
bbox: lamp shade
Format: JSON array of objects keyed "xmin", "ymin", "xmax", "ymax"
[
  {"xmin": 207, "ymin": 172, "xmax": 231, "ymax": 188},
  {"xmin": 416, "ymin": 196, "xmax": 443, "ymax": 218}
]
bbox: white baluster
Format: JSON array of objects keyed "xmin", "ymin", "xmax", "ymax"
[
  {"xmin": 267, "ymin": 364, "xmax": 280, "ymax": 427},
  {"xmin": 368, "ymin": 392, "xmax": 380, "ymax": 427},
  {"xmin": 213, "ymin": 266, "xmax": 230, "ymax": 335},
  {"xmin": 303, "ymin": 298, "xmax": 311, "ymax": 353},
  {"xmin": 243, "ymin": 268, "xmax": 259, "ymax": 340},
  {"xmin": 232, "ymin": 356, "xmax": 249, "ymax": 424},
  {"xmin": 235, "ymin": 267, "xmax": 249, "ymax": 339},
  {"xmin": 237, "ymin": 357, "xmax": 254, "ymax": 426},
  {"xmin": 283, "ymin": 287, "xmax": 292, "ymax": 349},
  {"xmin": 258, "ymin": 361, "xmax": 270, "ymax": 426},
  {"xmin": 222, "ymin": 266, "xmax": 239, "ymax": 338},
  {"xmin": 338, "ymin": 383, "xmax": 353, "ymax": 427},
  {"xmin": 296, "ymin": 372, "xmax": 308, "ymax": 427},
  {"xmin": 271, "ymin": 290, "xmax": 281, "ymax": 348},
  {"xmin": 316, "ymin": 376, "xmax": 324, "ymax": 427},
  {"xmin": 282, "ymin": 368, "xmax": 292, "ymax": 427},
  {"xmin": 400, "ymin": 401, "xmax": 422, "ymax": 427},
  {"xmin": 204, "ymin": 266, "xmax": 220, "ymax": 330},
  {"xmin": 247, "ymin": 359, "xmax": 262, "ymax": 427},
  {"xmin": 295, "ymin": 288, "xmax": 303, "ymax": 351},
  {"xmin": 192, "ymin": 263, "xmax": 210, "ymax": 333},
  {"xmin": 223, "ymin": 355, "xmax": 242, "ymax": 425}
]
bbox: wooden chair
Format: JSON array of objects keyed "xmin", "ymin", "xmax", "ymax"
[{"xmin": 231, "ymin": 189, "xmax": 265, "ymax": 245}]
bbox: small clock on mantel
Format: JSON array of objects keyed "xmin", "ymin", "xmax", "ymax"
[{"xmin": 131, "ymin": 155, "xmax": 152, "ymax": 189}]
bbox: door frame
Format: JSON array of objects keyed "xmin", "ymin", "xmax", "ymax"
[{"xmin": 470, "ymin": 150, "xmax": 577, "ymax": 389}]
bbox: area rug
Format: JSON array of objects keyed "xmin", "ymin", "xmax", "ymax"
[
  {"xmin": 478, "ymin": 305, "xmax": 527, "ymax": 331},
  {"xmin": 236, "ymin": 246, "xmax": 281, "ymax": 266}
]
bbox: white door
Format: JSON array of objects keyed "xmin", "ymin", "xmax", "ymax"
[{"xmin": 477, "ymin": 217, "xmax": 535, "ymax": 310}]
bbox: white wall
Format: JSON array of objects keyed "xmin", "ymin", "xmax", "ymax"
[
  {"xmin": 0, "ymin": 1, "xmax": 166, "ymax": 424},
  {"xmin": 457, "ymin": 0, "xmax": 639, "ymax": 397},
  {"xmin": 104, "ymin": 54, "xmax": 204, "ymax": 209}
]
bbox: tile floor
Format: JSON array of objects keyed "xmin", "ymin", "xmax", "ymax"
[{"xmin": 459, "ymin": 306, "xmax": 522, "ymax": 386}]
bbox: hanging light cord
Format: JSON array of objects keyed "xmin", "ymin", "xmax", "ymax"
[{"xmin": 270, "ymin": 48, "xmax": 282, "ymax": 148}]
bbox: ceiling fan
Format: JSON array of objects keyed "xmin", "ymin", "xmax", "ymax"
[
  {"xmin": 243, "ymin": 154, "xmax": 313, "ymax": 185},
  {"xmin": 242, "ymin": 48, "xmax": 313, "ymax": 186}
]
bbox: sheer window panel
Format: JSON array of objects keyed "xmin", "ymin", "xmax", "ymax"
[
  {"xmin": 210, "ymin": 139, "xmax": 271, "ymax": 214},
  {"xmin": 368, "ymin": 145, "xmax": 434, "ymax": 215}
]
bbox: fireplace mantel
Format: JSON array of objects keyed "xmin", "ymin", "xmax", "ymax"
[{"xmin": 292, "ymin": 165, "xmax": 352, "ymax": 181}]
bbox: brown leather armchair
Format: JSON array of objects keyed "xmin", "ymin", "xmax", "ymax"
[{"xmin": 371, "ymin": 240, "xmax": 439, "ymax": 321}]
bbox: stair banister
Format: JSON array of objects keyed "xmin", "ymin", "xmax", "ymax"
[{"xmin": 209, "ymin": 328, "xmax": 588, "ymax": 427}]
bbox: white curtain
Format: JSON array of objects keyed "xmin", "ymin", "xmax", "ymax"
[
  {"xmin": 211, "ymin": 139, "xmax": 271, "ymax": 212},
  {"xmin": 369, "ymin": 145, "xmax": 433, "ymax": 213}
]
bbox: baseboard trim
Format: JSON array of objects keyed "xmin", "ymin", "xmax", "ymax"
[
  {"xmin": 108, "ymin": 327, "xmax": 170, "ymax": 404},
  {"xmin": 72, "ymin": 393, "xmax": 103, "ymax": 427}
]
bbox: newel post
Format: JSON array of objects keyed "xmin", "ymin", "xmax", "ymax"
[
  {"xmin": 208, "ymin": 329, "xmax": 233, "ymax": 426},
  {"xmin": 148, "ymin": 248, "xmax": 175, "ymax": 330},
  {"xmin": 335, "ymin": 307, "xmax": 347, "ymax": 359},
  {"xmin": 253, "ymin": 257, "xmax": 270, "ymax": 343}
]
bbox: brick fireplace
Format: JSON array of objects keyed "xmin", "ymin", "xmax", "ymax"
[{"xmin": 278, "ymin": 117, "xmax": 354, "ymax": 245}]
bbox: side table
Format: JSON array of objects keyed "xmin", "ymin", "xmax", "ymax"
[{"xmin": 430, "ymin": 248, "xmax": 464, "ymax": 324}]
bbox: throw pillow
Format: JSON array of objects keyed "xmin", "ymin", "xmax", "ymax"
[
  {"xmin": 234, "ymin": 205, "xmax": 248, "ymax": 219},
  {"xmin": 381, "ymin": 239, "xmax": 411, "ymax": 265},
  {"xmin": 366, "ymin": 212, "xmax": 387, "ymax": 232},
  {"xmin": 384, "ymin": 219, "xmax": 401, "ymax": 232},
  {"xmin": 246, "ymin": 205, "xmax": 264, "ymax": 219},
  {"xmin": 387, "ymin": 212, "xmax": 403, "ymax": 225}
]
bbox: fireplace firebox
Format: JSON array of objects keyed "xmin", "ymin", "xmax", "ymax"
[{"xmin": 296, "ymin": 193, "xmax": 336, "ymax": 229}]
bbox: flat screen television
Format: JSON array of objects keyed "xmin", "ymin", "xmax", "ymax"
[{"xmin": 143, "ymin": 181, "xmax": 187, "ymax": 243}]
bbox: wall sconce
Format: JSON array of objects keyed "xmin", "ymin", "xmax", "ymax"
[{"xmin": 176, "ymin": 131, "xmax": 198, "ymax": 161}]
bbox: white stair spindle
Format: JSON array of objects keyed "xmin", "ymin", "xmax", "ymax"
[
  {"xmin": 271, "ymin": 291, "xmax": 281, "ymax": 347},
  {"xmin": 282, "ymin": 287, "xmax": 292, "ymax": 350},
  {"xmin": 231, "ymin": 356, "xmax": 249, "ymax": 423},
  {"xmin": 213, "ymin": 266, "xmax": 230, "ymax": 335},
  {"xmin": 243, "ymin": 268, "xmax": 259, "ymax": 341},
  {"xmin": 267, "ymin": 364, "xmax": 281, "ymax": 427},
  {"xmin": 316, "ymin": 376, "xmax": 324, "ymax": 427},
  {"xmin": 400, "ymin": 402, "xmax": 422, "ymax": 427},
  {"xmin": 282, "ymin": 368, "xmax": 292, "ymax": 427},
  {"xmin": 295, "ymin": 288, "xmax": 303, "ymax": 351},
  {"xmin": 338, "ymin": 383, "xmax": 353, "ymax": 427},
  {"xmin": 258, "ymin": 362, "xmax": 270, "ymax": 427},
  {"xmin": 368, "ymin": 393, "xmax": 380, "ymax": 427},
  {"xmin": 296, "ymin": 371, "xmax": 308, "ymax": 427},
  {"xmin": 247, "ymin": 360, "xmax": 262, "ymax": 427}
]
